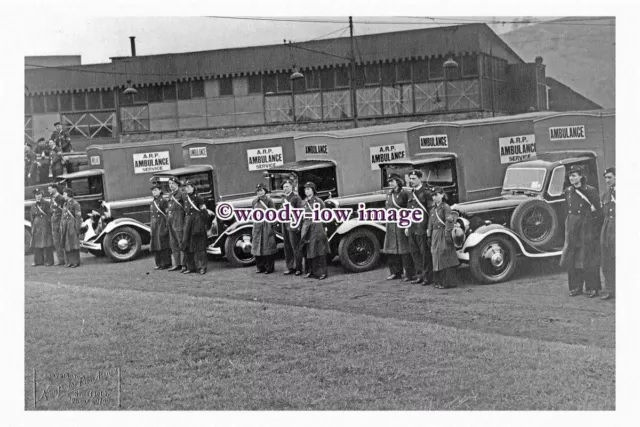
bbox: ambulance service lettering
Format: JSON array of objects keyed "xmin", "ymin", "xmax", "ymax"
[
  {"xmin": 247, "ymin": 146, "xmax": 284, "ymax": 171},
  {"xmin": 132, "ymin": 151, "xmax": 172, "ymax": 174},
  {"xmin": 370, "ymin": 143, "xmax": 407, "ymax": 170},
  {"xmin": 498, "ymin": 134, "xmax": 537, "ymax": 164},
  {"xmin": 189, "ymin": 147, "xmax": 207, "ymax": 158},
  {"xmin": 420, "ymin": 134, "xmax": 449, "ymax": 149},
  {"xmin": 90, "ymin": 156, "xmax": 100, "ymax": 166},
  {"xmin": 305, "ymin": 144, "xmax": 328, "ymax": 155},
  {"xmin": 549, "ymin": 125, "xmax": 586, "ymax": 141}
]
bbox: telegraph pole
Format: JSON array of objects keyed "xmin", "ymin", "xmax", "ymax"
[{"xmin": 349, "ymin": 16, "xmax": 359, "ymax": 128}]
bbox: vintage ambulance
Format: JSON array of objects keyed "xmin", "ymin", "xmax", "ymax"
[{"xmin": 452, "ymin": 110, "xmax": 614, "ymax": 283}]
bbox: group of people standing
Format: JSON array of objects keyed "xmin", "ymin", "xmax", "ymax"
[
  {"xmin": 560, "ymin": 165, "xmax": 616, "ymax": 300},
  {"xmin": 381, "ymin": 170, "xmax": 459, "ymax": 289},
  {"xmin": 25, "ymin": 122, "xmax": 74, "ymax": 185},
  {"xmin": 148, "ymin": 177, "xmax": 212, "ymax": 275},
  {"xmin": 29, "ymin": 184, "xmax": 83, "ymax": 268}
]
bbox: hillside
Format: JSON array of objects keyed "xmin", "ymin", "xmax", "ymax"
[{"xmin": 500, "ymin": 17, "xmax": 615, "ymax": 108}]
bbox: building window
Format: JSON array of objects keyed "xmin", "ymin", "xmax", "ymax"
[
  {"xmin": 72, "ymin": 92, "xmax": 86, "ymax": 110},
  {"xmin": 397, "ymin": 61, "xmax": 412, "ymax": 82},
  {"xmin": 365, "ymin": 64, "xmax": 380, "ymax": 85},
  {"xmin": 25, "ymin": 96, "xmax": 31, "ymax": 114},
  {"xmin": 263, "ymin": 74, "xmax": 276, "ymax": 94},
  {"xmin": 60, "ymin": 93, "xmax": 72, "ymax": 111},
  {"xmin": 380, "ymin": 63, "xmax": 395, "ymax": 85},
  {"xmin": 148, "ymin": 85, "xmax": 163, "ymax": 103},
  {"xmin": 292, "ymin": 77, "xmax": 305, "ymax": 92},
  {"xmin": 444, "ymin": 56, "xmax": 460, "ymax": 80},
  {"xmin": 335, "ymin": 67, "xmax": 350, "ymax": 88},
  {"xmin": 354, "ymin": 65, "xmax": 366, "ymax": 89},
  {"xmin": 163, "ymin": 83, "xmax": 176, "ymax": 101},
  {"xmin": 177, "ymin": 81, "xmax": 191, "ymax": 100},
  {"xmin": 101, "ymin": 90, "xmax": 115, "ymax": 109},
  {"xmin": 133, "ymin": 86, "xmax": 148, "ymax": 104},
  {"xmin": 87, "ymin": 91, "xmax": 101, "ymax": 110},
  {"xmin": 33, "ymin": 95, "xmax": 45, "ymax": 114},
  {"xmin": 276, "ymin": 73, "xmax": 290, "ymax": 93},
  {"xmin": 412, "ymin": 60, "xmax": 428, "ymax": 83},
  {"xmin": 191, "ymin": 80, "xmax": 205, "ymax": 98},
  {"xmin": 429, "ymin": 58, "xmax": 445, "ymax": 80},
  {"xmin": 45, "ymin": 95, "xmax": 59, "ymax": 112},
  {"xmin": 306, "ymin": 70, "xmax": 321, "ymax": 90},
  {"xmin": 219, "ymin": 78, "xmax": 233, "ymax": 96},
  {"xmin": 320, "ymin": 69, "xmax": 335, "ymax": 90},
  {"xmin": 462, "ymin": 54, "xmax": 478, "ymax": 77},
  {"xmin": 248, "ymin": 75, "xmax": 262, "ymax": 94}
]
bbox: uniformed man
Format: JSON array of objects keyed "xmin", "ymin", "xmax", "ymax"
[
  {"xmin": 427, "ymin": 187, "xmax": 460, "ymax": 289},
  {"xmin": 560, "ymin": 165, "xmax": 602, "ymax": 297},
  {"xmin": 281, "ymin": 180, "xmax": 303, "ymax": 276},
  {"xmin": 181, "ymin": 181, "xmax": 210, "ymax": 275},
  {"xmin": 405, "ymin": 170, "xmax": 433, "ymax": 285},
  {"xmin": 47, "ymin": 183, "xmax": 66, "ymax": 266},
  {"xmin": 48, "ymin": 140, "xmax": 66, "ymax": 177},
  {"xmin": 166, "ymin": 177, "xmax": 186, "ymax": 272},
  {"xmin": 25, "ymin": 144, "xmax": 37, "ymax": 185},
  {"xmin": 60, "ymin": 187, "xmax": 83, "ymax": 268},
  {"xmin": 251, "ymin": 183, "xmax": 278, "ymax": 274},
  {"xmin": 50, "ymin": 121, "xmax": 73, "ymax": 153},
  {"xmin": 30, "ymin": 188, "xmax": 55, "ymax": 267},
  {"xmin": 149, "ymin": 183, "xmax": 172, "ymax": 270},
  {"xmin": 300, "ymin": 182, "xmax": 330, "ymax": 280},
  {"xmin": 382, "ymin": 174, "xmax": 415, "ymax": 282},
  {"xmin": 600, "ymin": 167, "xmax": 616, "ymax": 300}
]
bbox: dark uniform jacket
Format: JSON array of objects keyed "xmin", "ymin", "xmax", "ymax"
[
  {"xmin": 60, "ymin": 198, "xmax": 82, "ymax": 251},
  {"xmin": 34, "ymin": 143, "xmax": 50, "ymax": 157},
  {"xmin": 167, "ymin": 190, "xmax": 185, "ymax": 232},
  {"xmin": 560, "ymin": 184, "xmax": 602, "ymax": 269},
  {"xmin": 180, "ymin": 193, "xmax": 209, "ymax": 252},
  {"xmin": 50, "ymin": 129, "xmax": 73, "ymax": 152},
  {"xmin": 427, "ymin": 201, "xmax": 459, "ymax": 271},
  {"xmin": 407, "ymin": 185, "xmax": 432, "ymax": 235},
  {"xmin": 282, "ymin": 191, "xmax": 303, "ymax": 231},
  {"xmin": 49, "ymin": 194, "xmax": 65, "ymax": 230},
  {"xmin": 31, "ymin": 200, "xmax": 54, "ymax": 249},
  {"xmin": 150, "ymin": 196, "xmax": 170, "ymax": 252},
  {"xmin": 49, "ymin": 146, "xmax": 65, "ymax": 177},
  {"xmin": 299, "ymin": 196, "xmax": 331, "ymax": 259},
  {"xmin": 600, "ymin": 186, "xmax": 615, "ymax": 259},
  {"xmin": 382, "ymin": 188, "xmax": 411, "ymax": 255},
  {"xmin": 251, "ymin": 196, "xmax": 278, "ymax": 256}
]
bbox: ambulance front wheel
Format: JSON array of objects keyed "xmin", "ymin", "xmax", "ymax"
[
  {"xmin": 224, "ymin": 230, "xmax": 256, "ymax": 267},
  {"xmin": 468, "ymin": 235, "xmax": 517, "ymax": 284},
  {"xmin": 103, "ymin": 226, "xmax": 142, "ymax": 262},
  {"xmin": 338, "ymin": 228, "xmax": 381, "ymax": 273}
]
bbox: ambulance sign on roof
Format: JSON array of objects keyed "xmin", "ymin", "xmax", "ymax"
[
  {"xmin": 189, "ymin": 147, "xmax": 207, "ymax": 158},
  {"xmin": 549, "ymin": 125, "xmax": 586, "ymax": 141},
  {"xmin": 420, "ymin": 134, "xmax": 449, "ymax": 149},
  {"xmin": 498, "ymin": 134, "xmax": 537, "ymax": 164},
  {"xmin": 247, "ymin": 147, "xmax": 284, "ymax": 171},
  {"xmin": 133, "ymin": 151, "xmax": 171, "ymax": 174},
  {"xmin": 370, "ymin": 143, "xmax": 407, "ymax": 170}
]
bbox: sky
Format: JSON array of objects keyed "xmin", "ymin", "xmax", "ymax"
[{"xmin": 22, "ymin": 16, "xmax": 549, "ymax": 65}]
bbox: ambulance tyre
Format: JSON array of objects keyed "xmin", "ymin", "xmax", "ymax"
[
  {"xmin": 25, "ymin": 227, "xmax": 33, "ymax": 255},
  {"xmin": 338, "ymin": 228, "xmax": 381, "ymax": 273},
  {"xmin": 103, "ymin": 226, "xmax": 142, "ymax": 262},
  {"xmin": 224, "ymin": 230, "xmax": 256, "ymax": 267},
  {"xmin": 468, "ymin": 235, "xmax": 517, "ymax": 284},
  {"xmin": 510, "ymin": 199, "xmax": 559, "ymax": 249}
]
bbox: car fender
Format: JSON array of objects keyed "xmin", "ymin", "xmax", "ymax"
[
  {"xmin": 462, "ymin": 225, "xmax": 562, "ymax": 258},
  {"xmin": 211, "ymin": 222, "xmax": 285, "ymax": 250},
  {"xmin": 328, "ymin": 220, "xmax": 386, "ymax": 243},
  {"xmin": 90, "ymin": 218, "xmax": 150, "ymax": 243}
]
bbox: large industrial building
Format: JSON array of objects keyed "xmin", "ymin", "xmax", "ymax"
[{"xmin": 24, "ymin": 23, "xmax": 599, "ymax": 150}]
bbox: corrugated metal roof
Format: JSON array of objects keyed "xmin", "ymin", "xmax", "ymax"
[{"xmin": 25, "ymin": 23, "xmax": 524, "ymax": 95}]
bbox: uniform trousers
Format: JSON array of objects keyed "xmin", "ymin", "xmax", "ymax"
[
  {"xmin": 602, "ymin": 257, "xmax": 616, "ymax": 294},
  {"xmin": 568, "ymin": 267, "xmax": 601, "ymax": 292},
  {"xmin": 305, "ymin": 256, "xmax": 328, "ymax": 277},
  {"xmin": 408, "ymin": 233, "xmax": 433, "ymax": 283},
  {"xmin": 33, "ymin": 247, "xmax": 54, "ymax": 266},
  {"xmin": 184, "ymin": 250, "xmax": 207, "ymax": 271},
  {"xmin": 154, "ymin": 249, "xmax": 172, "ymax": 268},
  {"xmin": 434, "ymin": 267, "xmax": 457, "ymax": 288},
  {"xmin": 256, "ymin": 255, "xmax": 275, "ymax": 273},
  {"xmin": 283, "ymin": 227, "xmax": 303, "ymax": 272},
  {"xmin": 387, "ymin": 254, "xmax": 415, "ymax": 278},
  {"xmin": 65, "ymin": 250, "xmax": 81, "ymax": 266},
  {"xmin": 169, "ymin": 229, "xmax": 185, "ymax": 267},
  {"xmin": 51, "ymin": 226, "xmax": 65, "ymax": 264}
]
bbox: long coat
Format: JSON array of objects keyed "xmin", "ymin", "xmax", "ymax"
[
  {"xmin": 49, "ymin": 194, "xmax": 65, "ymax": 233},
  {"xmin": 180, "ymin": 193, "xmax": 209, "ymax": 252},
  {"xmin": 167, "ymin": 190, "xmax": 185, "ymax": 233},
  {"xmin": 251, "ymin": 196, "xmax": 278, "ymax": 256},
  {"xmin": 560, "ymin": 184, "xmax": 602, "ymax": 269},
  {"xmin": 382, "ymin": 188, "xmax": 411, "ymax": 255},
  {"xmin": 299, "ymin": 196, "xmax": 331, "ymax": 259},
  {"xmin": 60, "ymin": 198, "xmax": 82, "ymax": 251},
  {"xmin": 31, "ymin": 200, "xmax": 54, "ymax": 248},
  {"xmin": 150, "ymin": 196, "xmax": 170, "ymax": 252},
  {"xmin": 600, "ymin": 186, "xmax": 615, "ymax": 261},
  {"xmin": 407, "ymin": 186, "xmax": 432, "ymax": 236},
  {"xmin": 428, "ymin": 202, "xmax": 460, "ymax": 271}
]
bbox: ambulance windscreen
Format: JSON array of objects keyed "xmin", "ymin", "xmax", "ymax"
[
  {"xmin": 503, "ymin": 168, "xmax": 546, "ymax": 192},
  {"xmin": 382, "ymin": 160, "xmax": 455, "ymax": 188}
]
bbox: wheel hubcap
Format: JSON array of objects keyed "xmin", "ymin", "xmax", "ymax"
[{"xmin": 117, "ymin": 238, "xmax": 130, "ymax": 251}]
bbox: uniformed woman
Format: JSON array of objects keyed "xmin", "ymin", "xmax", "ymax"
[
  {"xmin": 30, "ymin": 188, "xmax": 55, "ymax": 266},
  {"xmin": 427, "ymin": 187, "xmax": 460, "ymax": 289},
  {"xmin": 560, "ymin": 165, "xmax": 602, "ymax": 297},
  {"xmin": 180, "ymin": 181, "xmax": 210, "ymax": 275},
  {"xmin": 166, "ymin": 177, "xmax": 186, "ymax": 272},
  {"xmin": 149, "ymin": 183, "xmax": 172, "ymax": 270},
  {"xmin": 60, "ymin": 187, "xmax": 82, "ymax": 268},
  {"xmin": 381, "ymin": 174, "xmax": 415, "ymax": 281},
  {"xmin": 251, "ymin": 183, "xmax": 278, "ymax": 274},
  {"xmin": 300, "ymin": 182, "xmax": 330, "ymax": 280}
]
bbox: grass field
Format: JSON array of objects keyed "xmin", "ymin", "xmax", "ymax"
[{"xmin": 25, "ymin": 275, "xmax": 615, "ymax": 410}]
